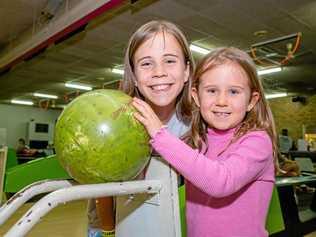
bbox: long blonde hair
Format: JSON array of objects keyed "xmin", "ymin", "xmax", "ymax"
[
  {"xmin": 119, "ymin": 20, "xmax": 194, "ymax": 123},
  {"xmin": 190, "ymin": 47, "xmax": 278, "ymax": 166}
]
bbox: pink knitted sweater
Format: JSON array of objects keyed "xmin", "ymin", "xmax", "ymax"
[{"xmin": 151, "ymin": 127, "xmax": 275, "ymax": 237}]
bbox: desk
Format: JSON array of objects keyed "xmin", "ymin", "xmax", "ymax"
[
  {"xmin": 289, "ymin": 151, "xmax": 316, "ymax": 162},
  {"xmin": 276, "ymin": 175, "xmax": 316, "ymax": 187},
  {"xmin": 272, "ymin": 176, "xmax": 316, "ymax": 237}
]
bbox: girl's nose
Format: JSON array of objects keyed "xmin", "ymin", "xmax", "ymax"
[
  {"xmin": 152, "ymin": 63, "xmax": 167, "ymax": 78},
  {"xmin": 216, "ymin": 92, "xmax": 228, "ymax": 106}
]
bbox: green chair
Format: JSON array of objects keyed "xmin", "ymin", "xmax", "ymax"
[
  {"xmin": 179, "ymin": 185, "xmax": 285, "ymax": 237},
  {"xmin": 5, "ymin": 148, "xmax": 18, "ymax": 170},
  {"xmin": 266, "ymin": 186, "xmax": 285, "ymax": 235},
  {"xmin": 178, "ymin": 184, "xmax": 186, "ymax": 237},
  {"xmin": 4, "ymin": 155, "xmax": 71, "ymax": 193}
]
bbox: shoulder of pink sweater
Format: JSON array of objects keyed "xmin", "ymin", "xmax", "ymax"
[
  {"xmin": 235, "ymin": 130, "xmax": 272, "ymax": 146},
  {"xmin": 231, "ymin": 130, "xmax": 274, "ymax": 164}
]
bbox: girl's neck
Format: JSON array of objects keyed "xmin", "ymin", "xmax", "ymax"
[
  {"xmin": 208, "ymin": 127, "xmax": 237, "ymax": 135},
  {"xmin": 149, "ymin": 102, "xmax": 176, "ymax": 124}
]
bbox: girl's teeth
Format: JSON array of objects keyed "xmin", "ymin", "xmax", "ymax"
[
  {"xmin": 214, "ymin": 112, "xmax": 229, "ymax": 117},
  {"xmin": 151, "ymin": 84, "xmax": 170, "ymax": 90}
]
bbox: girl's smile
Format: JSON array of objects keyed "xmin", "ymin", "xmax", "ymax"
[
  {"xmin": 149, "ymin": 82, "xmax": 174, "ymax": 92},
  {"xmin": 212, "ymin": 111, "xmax": 231, "ymax": 118}
]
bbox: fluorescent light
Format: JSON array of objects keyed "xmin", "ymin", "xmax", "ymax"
[
  {"xmin": 11, "ymin": 99, "xmax": 34, "ymax": 105},
  {"xmin": 112, "ymin": 68, "xmax": 124, "ymax": 75},
  {"xmin": 33, "ymin": 93, "xmax": 58, "ymax": 99},
  {"xmin": 258, "ymin": 67, "xmax": 282, "ymax": 75},
  {"xmin": 189, "ymin": 44, "xmax": 210, "ymax": 55},
  {"xmin": 265, "ymin": 93, "xmax": 288, "ymax": 99},
  {"xmin": 65, "ymin": 82, "xmax": 92, "ymax": 91}
]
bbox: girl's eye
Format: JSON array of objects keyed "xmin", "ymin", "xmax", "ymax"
[
  {"xmin": 165, "ymin": 58, "xmax": 177, "ymax": 64},
  {"xmin": 140, "ymin": 61, "xmax": 152, "ymax": 68},
  {"xmin": 206, "ymin": 88, "xmax": 216, "ymax": 94},
  {"xmin": 229, "ymin": 89, "xmax": 239, "ymax": 95}
]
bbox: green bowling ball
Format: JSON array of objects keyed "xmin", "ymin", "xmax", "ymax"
[{"xmin": 54, "ymin": 89, "xmax": 150, "ymax": 183}]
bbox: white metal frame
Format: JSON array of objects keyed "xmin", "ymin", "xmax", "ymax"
[
  {"xmin": 1, "ymin": 180, "xmax": 161, "ymax": 237},
  {"xmin": 0, "ymin": 179, "xmax": 73, "ymax": 225}
]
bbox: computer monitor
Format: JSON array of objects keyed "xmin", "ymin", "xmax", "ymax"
[{"xmin": 29, "ymin": 140, "xmax": 48, "ymax": 149}]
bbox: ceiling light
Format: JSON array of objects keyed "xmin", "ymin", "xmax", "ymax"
[
  {"xmin": 253, "ymin": 30, "xmax": 268, "ymax": 37},
  {"xmin": 33, "ymin": 93, "xmax": 58, "ymax": 99},
  {"xmin": 65, "ymin": 82, "xmax": 92, "ymax": 91},
  {"xmin": 112, "ymin": 68, "xmax": 124, "ymax": 75},
  {"xmin": 11, "ymin": 99, "xmax": 34, "ymax": 105},
  {"xmin": 265, "ymin": 93, "xmax": 288, "ymax": 99},
  {"xmin": 189, "ymin": 44, "xmax": 210, "ymax": 55},
  {"xmin": 258, "ymin": 67, "xmax": 282, "ymax": 75}
]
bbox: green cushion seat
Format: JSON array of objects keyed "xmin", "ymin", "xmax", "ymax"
[{"xmin": 4, "ymin": 155, "xmax": 70, "ymax": 193}]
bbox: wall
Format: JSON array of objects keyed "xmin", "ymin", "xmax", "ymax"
[
  {"xmin": 0, "ymin": 104, "xmax": 61, "ymax": 148},
  {"xmin": 1, "ymin": 96, "xmax": 314, "ymax": 149},
  {"xmin": 269, "ymin": 95, "xmax": 316, "ymax": 140}
]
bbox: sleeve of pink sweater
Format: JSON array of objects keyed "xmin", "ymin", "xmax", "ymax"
[{"xmin": 150, "ymin": 128, "xmax": 273, "ymax": 198}]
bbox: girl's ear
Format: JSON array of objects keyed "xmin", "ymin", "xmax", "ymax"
[
  {"xmin": 184, "ymin": 62, "xmax": 190, "ymax": 83},
  {"xmin": 191, "ymin": 87, "xmax": 200, "ymax": 107},
  {"xmin": 247, "ymin": 91, "xmax": 260, "ymax": 111}
]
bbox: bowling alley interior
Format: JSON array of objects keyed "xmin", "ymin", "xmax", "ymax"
[{"xmin": 0, "ymin": 0, "xmax": 316, "ymax": 236}]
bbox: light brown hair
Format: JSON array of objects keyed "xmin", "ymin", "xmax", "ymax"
[
  {"xmin": 119, "ymin": 20, "xmax": 194, "ymax": 122},
  {"xmin": 190, "ymin": 47, "xmax": 278, "ymax": 166}
]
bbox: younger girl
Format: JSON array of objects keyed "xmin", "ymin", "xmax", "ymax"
[{"xmin": 132, "ymin": 47, "xmax": 277, "ymax": 237}]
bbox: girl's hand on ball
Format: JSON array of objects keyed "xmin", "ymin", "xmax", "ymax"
[{"xmin": 132, "ymin": 97, "xmax": 164, "ymax": 138}]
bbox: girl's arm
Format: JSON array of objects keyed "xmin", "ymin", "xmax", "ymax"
[
  {"xmin": 150, "ymin": 128, "xmax": 274, "ymax": 198},
  {"xmin": 132, "ymin": 98, "xmax": 274, "ymax": 198}
]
